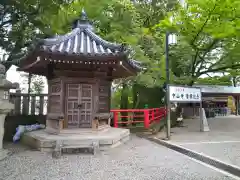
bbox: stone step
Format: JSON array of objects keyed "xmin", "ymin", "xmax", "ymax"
[
  {"xmin": 22, "ymin": 128, "xmax": 130, "ymax": 152},
  {"xmin": 61, "ymin": 139, "xmax": 98, "ymax": 146},
  {"xmin": 59, "ymin": 126, "xmax": 110, "ymax": 134}
]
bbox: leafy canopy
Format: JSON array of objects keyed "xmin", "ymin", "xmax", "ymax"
[
  {"xmin": 0, "ymin": 0, "xmax": 69, "ymax": 64},
  {"xmin": 156, "ymin": 0, "xmax": 240, "ymax": 85}
]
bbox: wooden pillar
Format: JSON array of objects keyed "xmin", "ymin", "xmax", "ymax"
[
  {"xmin": 46, "ymin": 78, "xmax": 62, "ymax": 134},
  {"xmin": 236, "ymin": 96, "xmax": 239, "ymax": 116},
  {"xmin": 28, "ymin": 73, "xmax": 32, "ymax": 95},
  {"xmin": 60, "ymin": 78, "xmax": 66, "ymax": 128},
  {"xmin": 14, "ymin": 89, "xmax": 21, "ymax": 115}
]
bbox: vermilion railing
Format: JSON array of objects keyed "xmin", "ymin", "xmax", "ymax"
[{"xmin": 111, "ymin": 107, "xmax": 166, "ymax": 128}]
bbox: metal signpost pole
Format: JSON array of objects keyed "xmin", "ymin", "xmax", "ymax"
[
  {"xmin": 236, "ymin": 96, "xmax": 239, "ymax": 116},
  {"xmin": 165, "ymin": 32, "xmax": 171, "ymax": 140},
  {"xmin": 166, "ymin": 85, "xmax": 171, "ymax": 139},
  {"xmin": 199, "ymin": 101, "xmax": 203, "ymax": 131}
]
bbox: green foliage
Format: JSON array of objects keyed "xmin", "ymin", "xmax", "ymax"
[
  {"xmin": 156, "ymin": 0, "xmax": 240, "ymax": 85},
  {"xmin": 20, "ymin": 73, "xmax": 45, "ymax": 94},
  {"xmin": 111, "ymin": 83, "xmax": 165, "ymax": 109},
  {"xmin": 0, "ymin": 0, "xmax": 68, "ymax": 65},
  {"xmin": 31, "ymin": 75, "xmax": 45, "ymax": 94},
  {"xmin": 132, "ymin": 83, "xmax": 165, "ymax": 108},
  {"xmin": 111, "ymin": 88, "xmax": 122, "ymax": 109},
  {"xmin": 135, "ymin": 0, "xmax": 178, "ymax": 87},
  {"xmin": 226, "ymin": 69, "xmax": 240, "ymax": 87},
  {"xmin": 5, "ymin": 0, "xmax": 240, "ymax": 114},
  {"xmin": 196, "ymin": 75, "xmax": 232, "ymax": 86},
  {"xmin": 39, "ymin": 0, "xmax": 142, "ymax": 47},
  {"xmin": 1, "ymin": 0, "xmax": 178, "ymax": 88}
]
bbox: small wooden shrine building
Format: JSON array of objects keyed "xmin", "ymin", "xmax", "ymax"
[{"xmin": 17, "ymin": 10, "xmax": 142, "ymax": 133}]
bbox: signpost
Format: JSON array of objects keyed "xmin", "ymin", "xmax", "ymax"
[
  {"xmin": 166, "ymin": 85, "xmax": 207, "ymax": 139},
  {"xmin": 169, "ymin": 86, "xmax": 202, "ymax": 102}
]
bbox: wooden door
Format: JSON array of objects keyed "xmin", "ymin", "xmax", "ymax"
[
  {"xmin": 66, "ymin": 84, "xmax": 81, "ymax": 128},
  {"xmin": 66, "ymin": 83, "xmax": 93, "ymax": 128},
  {"xmin": 79, "ymin": 84, "xmax": 93, "ymax": 128}
]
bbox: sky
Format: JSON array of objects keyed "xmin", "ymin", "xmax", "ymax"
[{"xmin": 6, "ymin": 65, "xmax": 48, "ymax": 93}]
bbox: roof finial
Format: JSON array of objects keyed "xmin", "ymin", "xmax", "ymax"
[
  {"xmin": 72, "ymin": 8, "xmax": 93, "ymax": 30},
  {"xmin": 81, "ymin": 9, "xmax": 88, "ymax": 21}
]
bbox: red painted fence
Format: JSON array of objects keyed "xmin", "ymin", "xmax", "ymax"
[{"xmin": 111, "ymin": 107, "xmax": 166, "ymax": 128}]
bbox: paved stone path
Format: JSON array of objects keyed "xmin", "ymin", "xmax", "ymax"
[
  {"xmin": 165, "ymin": 117, "xmax": 240, "ymax": 168},
  {"xmin": 179, "ymin": 141, "xmax": 240, "ymax": 168},
  {"xmin": 0, "ymin": 136, "xmax": 237, "ymax": 180}
]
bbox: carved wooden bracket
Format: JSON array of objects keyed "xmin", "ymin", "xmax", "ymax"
[
  {"xmin": 94, "ymin": 112, "xmax": 112, "ymax": 126},
  {"xmin": 48, "ymin": 113, "xmax": 64, "ymax": 121},
  {"xmin": 94, "ymin": 113, "xmax": 111, "ymax": 120}
]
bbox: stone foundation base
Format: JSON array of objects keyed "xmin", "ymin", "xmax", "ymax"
[{"xmin": 21, "ymin": 127, "xmax": 130, "ymax": 152}]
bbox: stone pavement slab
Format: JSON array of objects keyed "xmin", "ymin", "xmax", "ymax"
[
  {"xmin": 169, "ymin": 117, "xmax": 240, "ymax": 143},
  {"xmin": 179, "ymin": 141, "xmax": 240, "ymax": 167},
  {"xmin": 153, "ymin": 116, "xmax": 240, "ymax": 171},
  {"xmin": 0, "ymin": 136, "xmax": 236, "ymax": 180}
]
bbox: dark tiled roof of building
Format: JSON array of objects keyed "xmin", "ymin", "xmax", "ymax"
[
  {"xmin": 128, "ymin": 59, "xmax": 145, "ymax": 70},
  {"xmin": 14, "ymin": 9, "xmax": 143, "ymax": 71},
  {"xmin": 39, "ymin": 10, "xmax": 125, "ymax": 56}
]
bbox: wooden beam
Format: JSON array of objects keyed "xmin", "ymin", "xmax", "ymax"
[
  {"xmin": 120, "ymin": 61, "xmax": 138, "ymax": 76},
  {"xmin": 54, "ymin": 70, "xmax": 107, "ymax": 78},
  {"xmin": 17, "ymin": 56, "xmax": 41, "ymax": 71},
  {"xmin": 46, "ymin": 63, "xmax": 55, "ymax": 80}
]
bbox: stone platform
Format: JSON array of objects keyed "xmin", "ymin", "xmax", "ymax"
[{"xmin": 21, "ymin": 127, "xmax": 130, "ymax": 152}]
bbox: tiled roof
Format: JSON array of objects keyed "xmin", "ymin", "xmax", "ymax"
[
  {"xmin": 128, "ymin": 59, "xmax": 145, "ymax": 70},
  {"xmin": 39, "ymin": 10, "xmax": 125, "ymax": 56},
  {"xmin": 16, "ymin": 9, "xmax": 143, "ymax": 71}
]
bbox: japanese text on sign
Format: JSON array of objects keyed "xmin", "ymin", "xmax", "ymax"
[{"xmin": 169, "ymin": 86, "xmax": 202, "ymax": 102}]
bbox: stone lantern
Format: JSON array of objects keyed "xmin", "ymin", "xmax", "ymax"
[{"xmin": 0, "ymin": 64, "xmax": 18, "ymax": 160}]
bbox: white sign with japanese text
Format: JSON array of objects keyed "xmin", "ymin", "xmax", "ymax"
[{"xmin": 169, "ymin": 85, "xmax": 202, "ymax": 102}]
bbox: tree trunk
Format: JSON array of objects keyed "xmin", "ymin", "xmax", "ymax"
[{"xmin": 232, "ymin": 77, "xmax": 237, "ymax": 87}]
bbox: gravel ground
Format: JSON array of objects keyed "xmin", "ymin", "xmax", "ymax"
[{"xmin": 0, "ymin": 136, "xmax": 236, "ymax": 180}]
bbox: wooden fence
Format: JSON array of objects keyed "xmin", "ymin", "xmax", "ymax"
[{"xmin": 9, "ymin": 91, "xmax": 48, "ymax": 115}]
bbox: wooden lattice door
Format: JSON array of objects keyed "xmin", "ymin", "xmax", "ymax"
[
  {"xmin": 79, "ymin": 84, "xmax": 93, "ymax": 128},
  {"xmin": 66, "ymin": 84, "xmax": 93, "ymax": 128}
]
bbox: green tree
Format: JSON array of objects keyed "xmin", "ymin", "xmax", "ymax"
[
  {"xmin": 0, "ymin": 0, "xmax": 68, "ymax": 67},
  {"xmin": 155, "ymin": 0, "xmax": 240, "ymax": 86},
  {"xmin": 2, "ymin": 0, "xmax": 177, "ymax": 109},
  {"xmin": 195, "ymin": 75, "xmax": 232, "ymax": 86},
  {"xmin": 21, "ymin": 73, "xmax": 45, "ymax": 94},
  {"xmin": 134, "ymin": 0, "xmax": 178, "ymax": 88},
  {"xmin": 31, "ymin": 75, "xmax": 45, "ymax": 94},
  {"xmin": 226, "ymin": 70, "xmax": 240, "ymax": 87}
]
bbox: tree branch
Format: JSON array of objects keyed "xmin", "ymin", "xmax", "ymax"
[
  {"xmin": 199, "ymin": 64, "xmax": 240, "ymax": 76},
  {"xmin": 206, "ymin": 73, "xmax": 212, "ymax": 78},
  {"xmin": 190, "ymin": 3, "xmax": 217, "ymax": 46},
  {"xmin": 206, "ymin": 52, "xmax": 229, "ymax": 72},
  {"xmin": 195, "ymin": 39, "xmax": 220, "ymax": 74},
  {"xmin": 191, "ymin": 49, "xmax": 199, "ymax": 76},
  {"xmin": 196, "ymin": 55, "xmax": 206, "ymax": 74},
  {"xmin": 201, "ymin": 39, "xmax": 219, "ymax": 58}
]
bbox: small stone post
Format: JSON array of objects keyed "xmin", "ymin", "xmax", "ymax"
[{"xmin": 0, "ymin": 64, "xmax": 18, "ymax": 160}]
